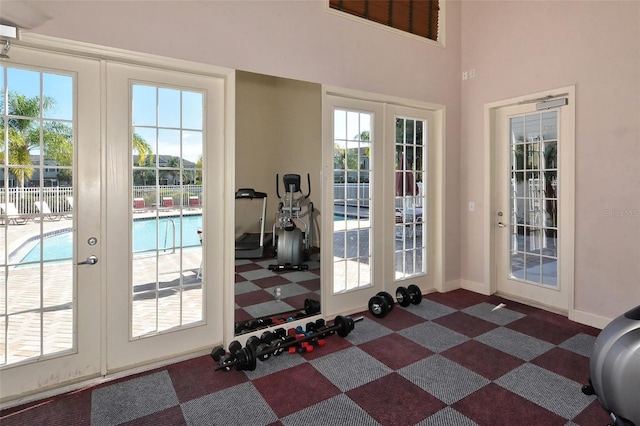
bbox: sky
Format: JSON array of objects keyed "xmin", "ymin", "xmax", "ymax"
[{"xmin": 2, "ymin": 65, "xmax": 203, "ymax": 164}]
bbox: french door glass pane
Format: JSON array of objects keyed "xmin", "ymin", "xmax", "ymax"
[
  {"xmin": 394, "ymin": 117, "xmax": 426, "ymax": 279},
  {"xmin": 1, "ymin": 66, "xmax": 75, "ymax": 366},
  {"xmin": 130, "ymin": 83, "xmax": 204, "ymax": 338},
  {"xmin": 509, "ymin": 111, "xmax": 559, "ymax": 288},
  {"xmin": 332, "ymin": 108, "xmax": 372, "ymax": 293}
]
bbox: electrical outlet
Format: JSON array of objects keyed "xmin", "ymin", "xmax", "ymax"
[
  {"xmin": 462, "ymin": 71, "xmax": 468, "ymax": 81},
  {"xmin": 469, "ymin": 68, "xmax": 476, "ymax": 78}
]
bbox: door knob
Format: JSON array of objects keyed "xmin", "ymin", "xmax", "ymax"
[{"xmin": 78, "ymin": 255, "xmax": 98, "ymax": 265}]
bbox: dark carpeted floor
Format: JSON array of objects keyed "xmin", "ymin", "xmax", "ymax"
[{"xmin": 1, "ymin": 289, "xmax": 612, "ymax": 426}]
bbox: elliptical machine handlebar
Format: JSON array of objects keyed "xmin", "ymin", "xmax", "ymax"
[{"xmin": 275, "ymin": 173, "xmax": 311, "ymax": 201}]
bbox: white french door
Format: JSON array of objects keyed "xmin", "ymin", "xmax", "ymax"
[
  {"xmin": 1, "ymin": 44, "xmax": 230, "ymax": 403},
  {"xmin": 0, "ymin": 47, "xmax": 102, "ymax": 399},
  {"xmin": 323, "ymin": 95, "xmax": 438, "ymax": 316},
  {"xmin": 493, "ymin": 90, "xmax": 575, "ymax": 311},
  {"xmin": 324, "ymin": 96, "xmax": 383, "ymax": 315},
  {"xmin": 105, "ymin": 62, "xmax": 226, "ymax": 371}
]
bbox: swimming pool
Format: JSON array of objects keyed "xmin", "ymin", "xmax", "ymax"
[{"xmin": 18, "ymin": 215, "xmax": 202, "ymax": 264}]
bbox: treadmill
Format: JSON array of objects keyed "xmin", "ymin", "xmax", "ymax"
[{"xmin": 235, "ymin": 188, "xmax": 272, "ymax": 259}]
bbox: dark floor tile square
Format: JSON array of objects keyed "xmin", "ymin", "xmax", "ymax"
[
  {"xmin": 235, "ymin": 262, "xmax": 264, "ymax": 273},
  {"xmin": 364, "ymin": 306, "xmax": 427, "ymax": 331},
  {"xmin": 358, "ymin": 333, "xmax": 433, "ymax": 370},
  {"xmin": 167, "ymin": 355, "xmax": 249, "ymax": 403},
  {"xmin": 252, "ymin": 363, "xmax": 340, "ymax": 418},
  {"xmin": 235, "ymin": 307, "xmax": 253, "ymax": 324},
  {"xmin": 279, "ymin": 293, "xmax": 318, "ymax": 316},
  {"xmin": 425, "ymin": 289, "xmax": 495, "ymax": 310},
  {"xmin": 121, "ymin": 406, "xmax": 186, "ymax": 426},
  {"xmin": 433, "ymin": 311, "xmax": 499, "ymax": 338},
  {"xmin": 531, "ymin": 347, "xmax": 591, "ymax": 384},
  {"xmin": 0, "ymin": 388, "xmax": 92, "ymax": 426},
  {"xmin": 297, "ymin": 277, "xmax": 320, "ymax": 292},
  {"xmin": 453, "ymin": 383, "xmax": 566, "ymax": 426},
  {"xmin": 507, "ymin": 315, "xmax": 579, "ymax": 345},
  {"xmin": 440, "ymin": 340, "xmax": 524, "ymax": 380},
  {"xmin": 235, "ymin": 289, "xmax": 276, "ymax": 307},
  {"xmin": 252, "ymin": 275, "xmax": 292, "ymax": 289},
  {"xmin": 347, "ymin": 373, "xmax": 446, "ymax": 426}
]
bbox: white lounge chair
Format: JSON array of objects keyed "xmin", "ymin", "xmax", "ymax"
[
  {"xmin": 0, "ymin": 202, "xmax": 29, "ymax": 225},
  {"xmin": 188, "ymin": 196, "xmax": 202, "ymax": 209},
  {"xmin": 133, "ymin": 197, "xmax": 150, "ymax": 213},
  {"xmin": 35, "ymin": 201, "xmax": 62, "ymax": 221},
  {"xmin": 161, "ymin": 197, "xmax": 176, "ymax": 210}
]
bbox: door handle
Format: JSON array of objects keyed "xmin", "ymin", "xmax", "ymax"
[
  {"xmin": 78, "ymin": 255, "xmax": 98, "ymax": 265},
  {"xmin": 497, "ymin": 222, "xmax": 506, "ymax": 228}
]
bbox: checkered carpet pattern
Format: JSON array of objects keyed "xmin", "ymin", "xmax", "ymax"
[
  {"xmin": 234, "ymin": 255, "xmax": 321, "ymax": 325},
  {"xmin": 1, "ymin": 290, "xmax": 612, "ymax": 426}
]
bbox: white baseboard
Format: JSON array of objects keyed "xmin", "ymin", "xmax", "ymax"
[
  {"xmin": 459, "ymin": 279, "xmax": 491, "ymax": 295},
  {"xmin": 0, "ymin": 347, "xmax": 211, "ymax": 410},
  {"xmin": 441, "ymin": 279, "xmax": 460, "ymax": 292},
  {"xmin": 440, "ymin": 279, "xmax": 609, "ymax": 330},
  {"xmin": 570, "ymin": 308, "xmax": 611, "ymax": 330}
]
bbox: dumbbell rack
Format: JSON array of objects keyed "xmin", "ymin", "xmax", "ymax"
[{"xmin": 212, "ymin": 315, "xmax": 363, "ymax": 372}]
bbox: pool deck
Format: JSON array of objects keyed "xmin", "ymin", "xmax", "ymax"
[{"xmin": 1, "ymin": 208, "xmax": 204, "ymax": 366}]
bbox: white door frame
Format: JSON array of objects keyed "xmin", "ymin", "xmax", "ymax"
[
  {"xmin": 0, "ymin": 45, "xmax": 103, "ymax": 402},
  {"xmin": 483, "ymin": 85, "xmax": 576, "ymax": 316},
  {"xmin": 322, "ymin": 86, "xmax": 445, "ymax": 317},
  {"xmin": 1, "ymin": 33, "xmax": 236, "ymax": 407}
]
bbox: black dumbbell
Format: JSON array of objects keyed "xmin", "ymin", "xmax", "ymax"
[
  {"xmin": 396, "ymin": 285, "xmax": 422, "ymax": 307},
  {"xmin": 368, "ymin": 291, "xmax": 394, "ymax": 318},
  {"xmin": 217, "ymin": 340, "xmax": 242, "ymax": 371},
  {"xmin": 210, "ymin": 346, "xmax": 225, "ymax": 362}
]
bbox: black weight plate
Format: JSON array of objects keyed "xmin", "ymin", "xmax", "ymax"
[
  {"xmin": 236, "ymin": 346, "xmax": 257, "ymax": 371},
  {"xmin": 256, "ymin": 343, "xmax": 271, "ymax": 361},
  {"xmin": 304, "ymin": 298, "xmax": 321, "ymax": 315},
  {"xmin": 228, "ymin": 340, "xmax": 242, "ymax": 354},
  {"xmin": 210, "ymin": 346, "xmax": 225, "ymax": 361},
  {"xmin": 407, "ymin": 284, "xmax": 422, "ymax": 305},
  {"xmin": 377, "ymin": 291, "xmax": 395, "ymax": 312},
  {"xmin": 368, "ymin": 295, "xmax": 389, "ymax": 318},
  {"xmin": 335, "ymin": 315, "xmax": 350, "ymax": 337},
  {"xmin": 246, "ymin": 336, "xmax": 261, "ymax": 350},
  {"xmin": 396, "ymin": 286, "xmax": 411, "ymax": 307}
]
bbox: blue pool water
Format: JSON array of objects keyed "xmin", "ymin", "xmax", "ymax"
[{"xmin": 19, "ymin": 215, "xmax": 202, "ymax": 264}]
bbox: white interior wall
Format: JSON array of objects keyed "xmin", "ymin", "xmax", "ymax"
[
  {"xmin": 235, "ymin": 72, "xmax": 322, "ymax": 242},
  {"xmin": 460, "ymin": 0, "xmax": 640, "ymax": 321},
  {"xmin": 6, "ymin": 0, "xmax": 636, "ymax": 323}
]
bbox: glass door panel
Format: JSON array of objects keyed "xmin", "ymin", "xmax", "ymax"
[
  {"xmin": 130, "ymin": 83, "xmax": 204, "ymax": 338},
  {"xmin": 1, "ymin": 66, "xmax": 75, "ymax": 365},
  {"xmin": 394, "ymin": 116, "xmax": 426, "ymax": 279},
  {"xmin": 332, "ymin": 108, "xmax": 372, "ymax": 293},
  {"xmin": 0, "ymin": 47, "xmax": 102, "ymax": 401},
  {"xmin": 508, "ymin": 110, "xmax": 558, "ymax": 288}
]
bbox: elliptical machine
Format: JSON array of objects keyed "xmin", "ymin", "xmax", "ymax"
[
  {"xmin": 582, "ymin": 305, "xmax": 640, "ymax": 426},
  {"xmin": 269, "ymin": 173, "xmax": 314, "ymax": 271}
]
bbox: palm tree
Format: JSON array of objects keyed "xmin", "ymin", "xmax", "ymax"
[
  {"xmin": 1, "ymin": 93, "xmax": 50, "ymax": 186},
  {"xmin": 132, "ymin": 132, "xmax": 154, "ymax": 166}
]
